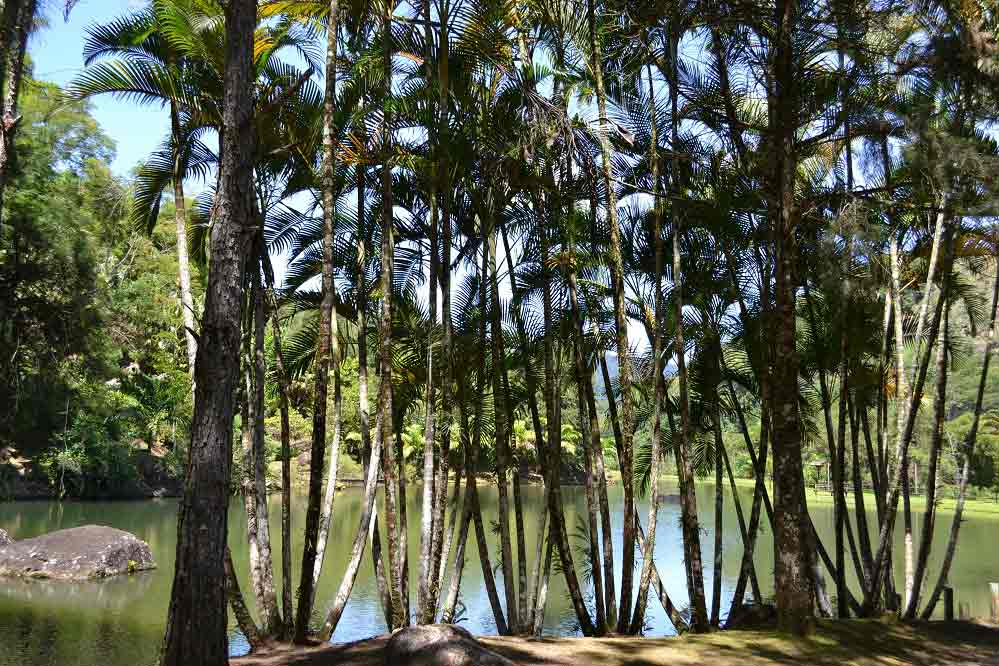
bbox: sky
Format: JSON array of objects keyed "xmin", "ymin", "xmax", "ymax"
[{"xmin": 30, "ymin": 0, "xmax": 169, "ymax": 177}]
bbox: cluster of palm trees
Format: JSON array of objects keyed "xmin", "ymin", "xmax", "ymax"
[{"xmin": 54, "ymin": 0, "xmax": 999, "ymax": 663}]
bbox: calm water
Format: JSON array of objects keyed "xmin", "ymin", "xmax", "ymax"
[{"xmin": 1, "ymin": 482, "xmax": 998, "ymax": 666}]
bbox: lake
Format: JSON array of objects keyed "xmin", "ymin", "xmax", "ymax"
[{"xmin": 1, "ymin": 482, "xmax": 997, "ymax": 666}]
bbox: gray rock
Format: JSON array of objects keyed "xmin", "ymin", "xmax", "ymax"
[
  {"xmin": 0, "ymin": 528, "xmax": 10, "ymax": 547},
  {"xmin": 384, "ymin": 624, "xmax": 517, "ymax": 666},
  {"xmin": 0, "ymin": 525, "xmax": 155, "ymax": 580}
]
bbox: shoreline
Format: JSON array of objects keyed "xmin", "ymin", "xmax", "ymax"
[
  {"xmin": 229, "ymin": 619, "xmax": 999, "ymax": 666},
  {"xmin": 4, "ymin": 473, "xmax": 999, "ymax": 517}
]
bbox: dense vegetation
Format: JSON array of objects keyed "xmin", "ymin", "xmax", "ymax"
[{"xmin": 2, "ymin": 0, "xmax": 999, "ymax": 664}]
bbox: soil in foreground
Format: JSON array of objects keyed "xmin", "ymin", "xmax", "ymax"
[{"xmin": 231, "ymin": 619, "xmax": 999, "ymax": 666}]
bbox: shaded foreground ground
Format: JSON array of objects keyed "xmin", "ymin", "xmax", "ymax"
[{"xmin": 232, "ymin": 619, "xmax": 999, "ymax": 666}]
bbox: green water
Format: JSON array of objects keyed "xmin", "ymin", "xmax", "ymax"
[{"xmin": 1, "ymin": 483, "xmax": 997, "ymax": 666}]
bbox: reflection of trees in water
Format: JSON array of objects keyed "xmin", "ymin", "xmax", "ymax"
[
  {"xmin": 0, "ymin": 570, "xmax": 155, "ymax": 612},
  {"xmin": 1, "ymin": 490, "xmax": 999, "ymax": 666}
]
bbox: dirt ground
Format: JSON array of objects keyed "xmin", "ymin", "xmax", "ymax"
[{"xmin": 231, "ymin": 619, "xmax": 999, "ymax": 666}]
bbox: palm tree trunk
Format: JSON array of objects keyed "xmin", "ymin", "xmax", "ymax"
[
  {"xmin": 320, "ymin": 410, "xmax": 385, "ymax": 638},
  {"xmin": 719, "ymin": 425, "xmax": 762, "ymax": 604},
  {"xmin": 630, "ymin": 61, "xmax": 667, "ymax": 634},
  {"xmin": 396, "ymin": 428, "xmax": 411, "ymax": 624},
  {"xmin": 486, "ymin": 220, "xmax": 518, "ymax": 631},
  {"xmin": 377, "ymin": 2, "xmax": 407, "ymax": 627},
  {"xmin": 417, "ymin": 201, "xmax": 438, "ymax": 625},
  {"xmin": 465, "ymin": 245, "xmax": 508, "ymax": 634},
  {"xmin": 311, "ymin": 296, "xmax": 343, "ymax": 607},
  {"xmin": 416, "ymin": 0, "xmax": 439, "ymax": 625},
  {"xmin": 725, "ymin": 372, "xmax": 771, "ymax": 615},
  {"xmin": 803, "ymin": 285, "xmax": 848, "ymax": 615},
  {"xmin": 225, "ymin": 546, "xmax": 263, "ymax": 650},
  {"xmin": 531, "ymin": 529, "xmax": 554, "ymax": 637},
  {"xmin": 666, "ymin": 21, "xmax": 708, "ymax": 631},
  {"xmin": 586, "ymin": 0, "xmax": 637, "ymax": 628},
  {"xmin": 440, "ymin": 451, "xmax": 474, "ymax": 625},
  {"xmin": 436, "ymin": 464, "xmax": 463, "ymax": 601},
  {"xmin": 170, "ymin": 103, "xmax": 198, "ymax": 379},
  {"xmin": 161, "ymin": 1, "xmax": 255, "ymax": 662},
  {"xmin": 921, "ymin": 253, "xmax": 999, "ymax": 618},
  {"xmin": 248, "ymin": 276, "xmax": 281, "ymax": 635},
  {"xmin": 294, "ymin": 0, "xmax": 340, "ymax": 640},
  {"xmin": 541, "ymin": 175, "xmax": 594, "ymax": 637},
  {"xmin": 905, "ymin": 302, "xmax": 950, "ymax": 618},
  {"xmin": 267, "ymin": 294, "xmax": 295, "ymax": 639},
  {"xmin": 865, "ymin": 221, "xmax": 954, "ymax": 611},
  {"xmin": 576, "ymin": 377, "xmax": 607, "ymax": 633},
  {"xmin": 848, "ymin": 397, "xmax": 874, "ymax": 588},
  {"xmin": 711, "ymin": 424, "xmax": 724, "ymax": 627},
  {"xmin": 427, "ymin": 10, "xmax": 453, "ymax": 617}
]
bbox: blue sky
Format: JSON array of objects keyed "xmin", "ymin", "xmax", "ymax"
[{"xmin": 30, "ymin": 1, "xmax": 169, "ymax": 177}]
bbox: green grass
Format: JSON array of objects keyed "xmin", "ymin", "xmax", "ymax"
[{"xmin": 686, "ymin": 473, "xmax": 999, "ymax": 518}]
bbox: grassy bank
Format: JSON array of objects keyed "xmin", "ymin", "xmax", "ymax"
[
  {"xmin": 652, "ymin": 473, "xmax": 999, "ymax": 518},
  {"xmin": 232, "ymin": 619, "xmax": 999, "ymax": 666}
]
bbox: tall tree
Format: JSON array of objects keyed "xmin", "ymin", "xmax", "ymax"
[{"xmin": 161, "ymin": 0, "xmax": 257, "ymax": 663}]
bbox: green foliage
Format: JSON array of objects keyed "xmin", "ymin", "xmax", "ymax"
[{"xmin": 1, "ymin": 72, "xmax": 194, "ymax": 497}]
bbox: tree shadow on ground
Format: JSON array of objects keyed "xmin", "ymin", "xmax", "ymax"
[{"xmin": 230, "ymin": 620, "xmax": 999, "ymax": 666}]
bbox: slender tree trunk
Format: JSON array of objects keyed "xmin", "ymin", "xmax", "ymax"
[
  {"xmin": 377, "ymin": 3, "xmax": 407, "ymax": 627},
  {"xmin": 905, "ymin": 302, "xmax": 950, "ymax": 618},
  {"xmin": 486, "ymin": 220, "xmax": 518, "ymax": 631},
  {"xmin": 586, "ymin": 0, "xmax": 637, "ymax": 628},
  {"xmin": 541, "ymin": 169, "xmax": 594, "ymax": 637},
  {"xmin": 427, "ymin": 11, "xmax": 453, "ymax": 616},
  {"xmin": 415, "ymin": 0, "xmax": 439, "ymax": 625},
  {"xmin": 848, "ymin": 397, "xmax": 874, "ymax": 589},
  {"xmin": 267, "ymin": 294, "xmax": 295, "ymax": 639},
  {"xmin": 462, "ymin": 246, "xmax": 509, "ymax": 634},
  {"xmin": 436, "ymin": 464, "xmax": 463, "ymax": 600},
  {"xmin": 921, "ymin": 255, "xmax": 999, "ymax": 618},
  {"xmin": 630, "ymin": 505, "xmax": 689, "ymax": 632},
  {"xmin": 417, "ymin": 201, "xmax": 438, "ymax": 625},
  {"xmin": 726, "ymin": 373, "xmax": 771, "ymax": 616},
  {"xmin": 440, "ymin": 451, "xmax": 474, "ymax": 625},
  {"xmin": 311, "ymin": 296, "xmax": 343, "ymax": 607},
  {"xmin": 532, "ymin": 529, "xmax": 554, "ymax": 637},
  {"xmin": 320, "ymin": 411, "xmax": 385, "ymax": 638},
  {"xmin": 225, "ymin": 547, "xmax": 263, "ymax": 650},
  {"xmin": 294, "ymin": 2, "xmax": 340, "ymax": 640},
  {"xmin": 711, "ymin": 421, "xmax": 724, "ymax": 627},
  {"xmin": 161, "ymin": 2, "xmax": 256, "ymax": 662},
  {"xmin": 630, "ymin": 62, "xmax": 667, "ymax": 634},
  {"xmin": 577, "ymin": 377, "xmax": 607, "ymax": 633},
  {"xmin": 665, "ymin": 21, "xmax": 709, "ymax": 631},
  {"xmin": 169, "ymin": 104, "xmax": 198, "ymax": 378},
  {"xmin": 803, "ymin": 285, "xmax": 848, "ymax": 616},
  {"xmin": 865, "ymin": 221, "xmax": 954, "ymax": 611},
  {"xmin": 396, "ymin": 429, "xmax": 410, "ymax": 626},
  {"xmin": 247, "ymin": 276, "xmax": 281, "ymax": 635},
  {"xmin": 719, "ymin": 425, "xmax": 762, "ymax": 604}
]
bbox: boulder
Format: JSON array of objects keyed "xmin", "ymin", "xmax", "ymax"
[
  {"xmin": 384, "ymin": 624, "xmax": 517, "ymax": 666},
  {"xmin": 0, "ymin": 528, "xmax": 10, "ymax": 547},
  {"xmin": 0, "ymin": 525, "xmax": 155, "ymax": 580},
  {"xmin": 724, "ymin": 602, "xmax": 777, "ymax": 630}
]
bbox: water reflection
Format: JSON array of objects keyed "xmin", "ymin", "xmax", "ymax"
[{"xmin": 0, "ymin": 484, "xmax": 997, "ymax": 666}]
